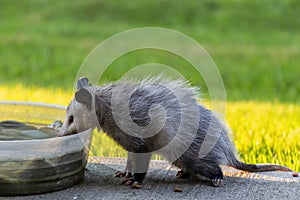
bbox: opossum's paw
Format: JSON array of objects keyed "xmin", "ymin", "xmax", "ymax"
[
  {"xmin": 115, "ymin": 170, "xmax": 132, "ymax": 178},
  {"xmin": 211, "ymin": 177, "xmax": 223, "ymax": 187},
  {"xmin": 132, "ymin": 181, "xmax": 142, "ymax": 189},
  {"xmin": 208, "ymin": 166, "xmax": 223, "ymax": 187},
  {"xmin": 114, "ymin": 170, "xmax": 124, "ymax": 177},
  {"xmin": 121, "ymin": 178, "xmax": 142, "ymax": 189},
  {"xmin": 122, "ymin": 178, "xmax": 134, "ymax": 186},
  {"xmin": 121, "ymin": 173, "xmax": 146, "ymax": 189},
  {"xmin": 176, "ymin": 170, "xmax": 190, "ymax": 179}
]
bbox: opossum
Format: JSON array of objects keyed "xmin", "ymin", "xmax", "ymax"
[{"xmin": 59, "ymin": 77, "xmax": 293, "ymax": 188}]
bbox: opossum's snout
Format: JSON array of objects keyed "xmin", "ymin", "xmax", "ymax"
[
  {"xmin": 58, "ymin": 114, "xmax": 78, "ymax": 137},
  {"xmin": 58, "ymin": 129, "xmax": 77, "ymax": 137}
]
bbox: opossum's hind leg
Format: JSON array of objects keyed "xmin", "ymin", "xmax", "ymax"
[
  {"xmin": 176, "ymin": 170, "xmax": 191, "ymax": 179},
  {"xmin": 189, "ymin": 159, "xmax": 224, "ymax": 187},
  {"xmin": 211, "ymin": 168, "xmax": 223, "ymax": 187},
  {"xmin": 206, "ymin": 165, "xmax": 223, "ymax": 187}
]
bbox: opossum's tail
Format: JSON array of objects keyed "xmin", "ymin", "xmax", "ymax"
[{"xmin": 231, "ymin": 159, "xmax": 294, "ymax": 172}]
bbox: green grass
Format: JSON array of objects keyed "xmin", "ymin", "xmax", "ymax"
[
  {"xmin": 0, "ymin": 0, "xmax": 299, "ymax": 171},
  {"xmin": 0, "ymin": 0, "xmax": 300, "ymax": 102}
]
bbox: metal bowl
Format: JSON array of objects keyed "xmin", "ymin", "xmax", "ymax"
[{"xmin": 0, "ymin": 101, "xmax": 93, "ymax": 196}]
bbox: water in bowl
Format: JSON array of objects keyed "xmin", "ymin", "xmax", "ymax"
[{"xmin": 0, "ymin": 120, "xmax": 61, "ymax": 140}]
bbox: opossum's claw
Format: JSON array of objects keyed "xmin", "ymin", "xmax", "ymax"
[
  {"xmin": 132, "ymin": 181, "xmax": 142, "ymax": 189},
  {"xmin": 115, "ymin": 170, "xmax": 132, "ymax": 178},
  {"xmin": 121, "ymin": 173, "xmax": 144, "ymax": 189},
  {"xmin": 114, "ymin": 170, "xmax": 123, "ymax": 177},
  {"xmin": 211, "ymin": 177, "xmax": 223, "ymax": 187},
  {"xmin": 176, "ymin": 170, "xmax": 190, "ymax": 179},
  {"xmin": 114, "ymin": 170, "xmax": 125, "ymax": 177},
  {"xmin": 122, "ymin": 178, "xmax": 134, "ymax": 186},
  {"xmin": 122, "ymin": 178, "xmax": 142, "ymax": 188},
  {"xmin": 123, "ymin": 180, "xmax": 142, "ymax": 188}
]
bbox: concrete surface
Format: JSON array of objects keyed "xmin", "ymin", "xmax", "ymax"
[{"xmin": 2, "ymin": 156, "xmax": 299, "ymax": 200}]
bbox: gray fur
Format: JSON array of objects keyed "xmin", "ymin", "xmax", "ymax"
[
  {"xmin": 77, "ymin": 77, "xmax": 90, "ymax": 89},
  {"xmin": 59, "ymin": 77, "xmax": 293, "ymax": 187}
]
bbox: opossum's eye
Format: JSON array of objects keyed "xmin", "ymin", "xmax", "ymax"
[{"xmin": 68, "ymin": 115, "xmax": 74, "ymax": 124}]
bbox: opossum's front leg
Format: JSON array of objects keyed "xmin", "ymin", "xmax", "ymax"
[
  {"xmin": 122, "ymin": 152, "xmax": 151, "ymax": 188},
  {"xmin": 120, "ymin": 152, "xmax": 136, "ymax": 186},
  {"xmin": 115, "ymin": 152, "xmax": 134, "ymax": 178}
]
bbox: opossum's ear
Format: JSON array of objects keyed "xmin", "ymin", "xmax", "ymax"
[
  {"xmin": 77, "ymin": 77, "xmax": 90, "ymax": 89},
  {"xmin": 75, "ymin": 88, "xmax": 92, "ymax": 107}
]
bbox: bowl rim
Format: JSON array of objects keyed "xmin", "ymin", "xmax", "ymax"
[
  {"xmin": 0, "ymin": 100, "xmax": 93, "ymax": 143},
  {"xmin": 0, "ymin": 128, "xmax": 93, "ymax": 144},
  {"xmin": 0, "ymin": 100, "xmax": 66, "ymax": 110}
]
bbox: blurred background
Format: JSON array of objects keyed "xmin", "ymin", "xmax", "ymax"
[
  {"xmin": 0, "ymin": 0, "xmax": 299, "ymax": 101},
  {"xmin": 0, "ymin": 0, "xmax": 299, "ymax": 170}
]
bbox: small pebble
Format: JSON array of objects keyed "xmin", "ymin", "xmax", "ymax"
[
  {"xmin": 174, "ymin": 187, "xmax": 183, "ymax": 192},
  {"xmin": 292, "ymin": 172, "xmax": 298, "ymax": 177}
]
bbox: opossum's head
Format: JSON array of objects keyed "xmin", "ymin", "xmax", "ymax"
[{"xmin": 58, "ymin": 77, "xmax": 98, "ymax": 137}]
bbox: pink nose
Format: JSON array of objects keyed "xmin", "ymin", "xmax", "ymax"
[
  {"xmin": 57, "ymin": 131, "xmax": 64, "ymax": 137},
  {"xmin": 57, "ymin": 128, "xmax": 66, "ymax": 137}
]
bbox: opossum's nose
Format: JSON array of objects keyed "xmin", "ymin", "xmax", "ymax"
[
  {"xmin": 58, "ymin": 129, "xmax": 76, "ymax": 137},
  {"xmin": 57, "ymin": 125, "xmax": 78, "ymax": 137},
  {"xmin": 57, "ymin": 130, "xmax": 65, "ymax": 137},
  {"xmin": 57, "ymin": 123, "xmax": 68, "ymax": 137}
]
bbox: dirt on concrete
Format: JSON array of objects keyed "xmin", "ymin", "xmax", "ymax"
[{"xmin": 3, "ymin": 156, "xmax": 299, "ymax": 200}]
